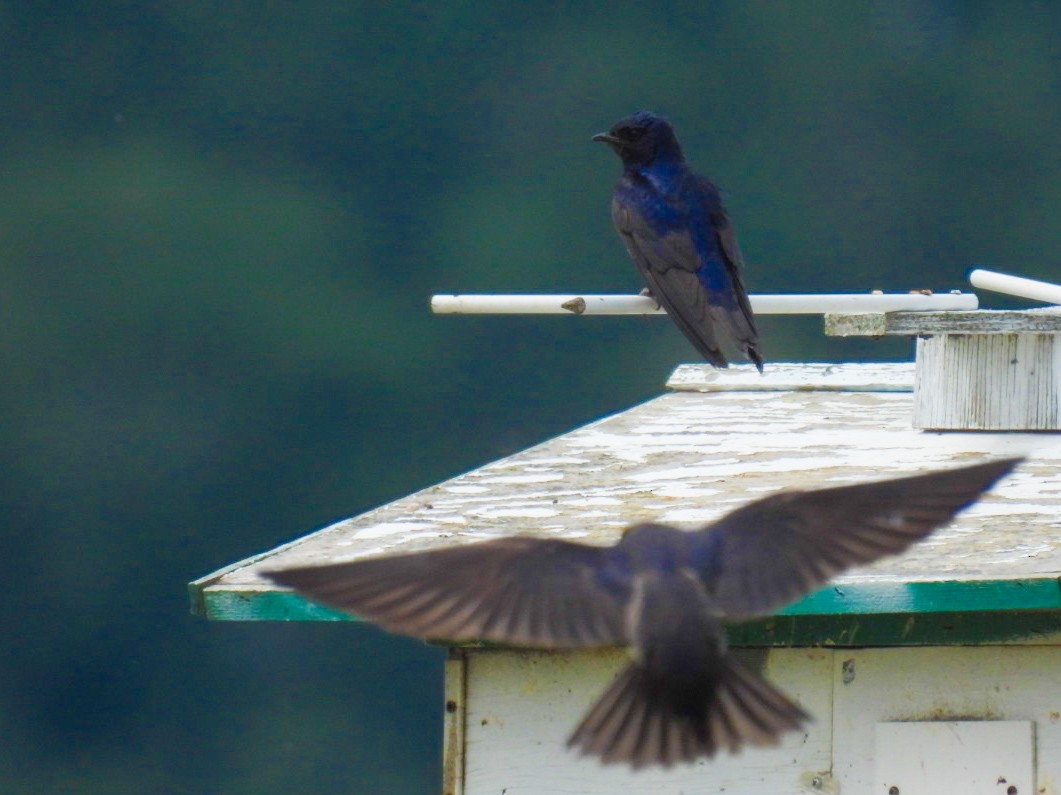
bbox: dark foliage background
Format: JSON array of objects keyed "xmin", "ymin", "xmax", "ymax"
[{"xmin": 2, "ymin": 2, "xmax": 1058, "ymax": 792}]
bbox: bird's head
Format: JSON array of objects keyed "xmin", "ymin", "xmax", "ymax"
[{"xmin": 593, "ymin": 111, "xmax": 684, "ymax": 168}]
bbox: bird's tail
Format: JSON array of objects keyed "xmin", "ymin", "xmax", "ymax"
[
  {"xmin": 709, "ymin": 303, "xmax": 763, "ymax": 373},
  {"xmin": 567, "ymin": 656, "xmax": 807, "ymax": 769}
]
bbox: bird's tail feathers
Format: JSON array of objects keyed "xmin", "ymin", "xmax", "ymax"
[
  {"xmin": 706, "ymin": 303, "xmax": 763, "ymax": 373},
  {"xmin": 567, "ymin": 656, "xmax": 807, "ymax": 769}
]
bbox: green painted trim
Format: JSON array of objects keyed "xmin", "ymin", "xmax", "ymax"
[
  {"xmin": 192, "ymin": 577, "xmax": 1061, "ymax": 649},
  {"xmin": 777, "ymin": 578, "xmax": 1061, "ymax": 615},
  {"xmin": 195, "ymin": 589, "xmax": 352, "ymax": 622},
  {"xmin": 728, "ymin": 610, "xmax": 1061, "ymax": 647},
  {"xmin": 195, "ymin": 589, "xmax": 1061, "ymax": 646}
]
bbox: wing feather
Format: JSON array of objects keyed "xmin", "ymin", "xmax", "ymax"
[
  {"xmin": 265, "ymin": 536, "xmax": 631, "ymax": 648},
  {"xmin": 611, "ymin": 178, "xmax": 762, "ymax": 370},
  {"xmin": 613, "ymin": 196, "xmax": 728, "ymax": 367},
  {"xmin": 692, "ymin": 458, "xmax": 1022, "ymax": 617}
]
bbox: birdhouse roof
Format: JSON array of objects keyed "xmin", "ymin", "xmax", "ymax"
[{"xmin": 190, "ymin": 362, "xmax": 1061, "ymax": 647}]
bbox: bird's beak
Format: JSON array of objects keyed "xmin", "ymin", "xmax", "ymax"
[{"xmin": 592, "ymin": 132, "xmax": 622, "ymax": 145}]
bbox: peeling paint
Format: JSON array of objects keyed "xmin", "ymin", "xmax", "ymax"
[{"xmin": 198, "ymin": 364, "xmax": 1061, "ymax": 603}]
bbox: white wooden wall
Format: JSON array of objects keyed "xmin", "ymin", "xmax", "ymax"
[{"xmin": 448, "ymin": 646, "xmax": 1061, "ymax": 795}]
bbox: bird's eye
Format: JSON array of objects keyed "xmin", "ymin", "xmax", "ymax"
[{"xmin": 622, "ymin": 127, "xmax": 647, "ymax": 141}]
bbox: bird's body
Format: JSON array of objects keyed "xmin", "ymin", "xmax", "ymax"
[
  {"xmin": 567, "ymin": 526, "xmax": 807, "ymax": 765},
  {"xmin": 266, "ymin": 458, "xmax": 1021, "ymax": 768},
  {"xmin": 594, "ymin": 112, "xmax": 762, "ymax": 371}
]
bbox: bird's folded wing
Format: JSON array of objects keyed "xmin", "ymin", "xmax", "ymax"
[
  {"xmin": 690, "ymin": 458, "xmax": 1022, "ymax": 618},
  {"xmin": 613, "ymin": 198, "xmax": 727, "ymax": 366},
  {"xmin": 265, "ymin": 536, "xmax": 632, "ymax": 648},
  {"xmin": 711, "ymin": 214, "xmax": 759, "ymax": 346}
]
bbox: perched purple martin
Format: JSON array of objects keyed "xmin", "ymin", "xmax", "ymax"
[
  {"xmin": 266, "ymin": 458, "xmax": 1020, "ymax": 769},
  {"xmin": 594, "ymin": 112, "xmax": 763, "ymax": 371}
]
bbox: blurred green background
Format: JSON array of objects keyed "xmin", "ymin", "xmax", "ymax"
[{"xmin": 3, "ymin": 2, "xmax": 1058, "ymax": 792}]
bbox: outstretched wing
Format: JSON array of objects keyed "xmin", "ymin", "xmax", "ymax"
[
  {"xmin": 690, "ymin": 458, "xmax": 1022, "ymax": 618},
  {"xmin": 265, "ymin": 536, "xmax": 632, "ymax": 648}
]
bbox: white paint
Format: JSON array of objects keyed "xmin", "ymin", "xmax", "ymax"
[
  {"xmin": 461, "ymin": 648, "xmax": 833, "ymax": 795},
  {"xmin": 971, "ymin": 268, "xmax": 1061, "ymax": 306},
  {"xmin": 875, "ymin": 720, "xmax": 1033, "ymax": 795},
  {"xmin": 443, "ymin": 485, "xmax": 491, "ymax": 494},
  {"xmin": 667, "ymin": 361, "xmax": 915, "ymax": 392},
  {"xmin": 474, "ymin": 472, "xmax": 565, "ymax": 485},
  {"xmin": 430, "ymin": 292, "xmax": 978, "ymax": 315},
  {"xmin": 209, "ymin": 363, "xmax": 1061, "ymax": 590},
  {"xmin": 834, "ymin": 648, "xmax": 1061, "ymax": 795},
  {"xmin": 344, "ymin": 521, "xmax": 435, "ymax": 539},
  {"xmin": 450, "ymin": 647, "xmax": 1061, "ymax": 795},
  {"xmin": 470, "ymin": 507, "xmax": 560, "ymax": 519}
]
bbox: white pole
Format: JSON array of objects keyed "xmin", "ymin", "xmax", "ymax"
[
  {"xmin": 430, "ymin": 292, "xmax": 978, "ymax": 315},
  {"xmin": 969, "ymin": 269, "xmax": 1061, "ymax": 306}
]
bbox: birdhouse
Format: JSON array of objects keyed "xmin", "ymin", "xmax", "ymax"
[{"xmin": 191, "ymin": 309, "xmax": 1061, "ymax": 795}]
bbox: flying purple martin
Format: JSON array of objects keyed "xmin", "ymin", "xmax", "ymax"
[
  {"xmin": 594, "ymin": 112, "xmax": 763, "ymax": 371},
  {"xmin": 266, "ymin": 458, "xmax": 1019, "ymax": 769}
]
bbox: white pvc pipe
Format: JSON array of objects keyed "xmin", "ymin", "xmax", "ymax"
[
  {"xmin": 969, "ymin": 269, "xmax": 1061, "ymax": 306},
  {"xmin": 431, "ymin": 292, "xmax": 978, "ymax": 315}
]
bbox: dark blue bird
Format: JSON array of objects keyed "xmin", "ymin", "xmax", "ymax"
[
  {"xmin": 266, "ymin": 458, "xmax": 1019, "ymax": 768},
  {"xmin": 594, "ymin": 112, "xmax": 763, "ymax": 371}
]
